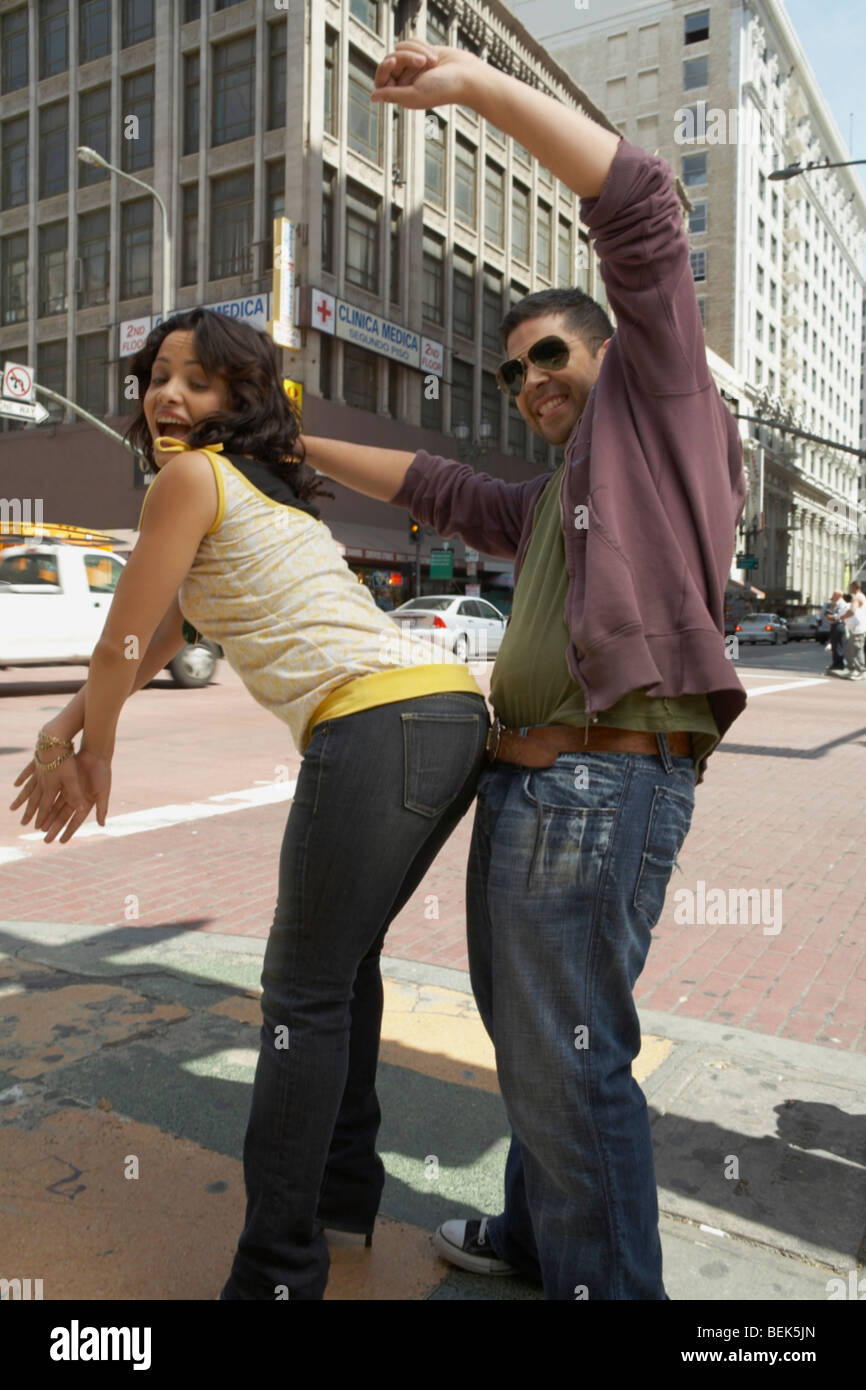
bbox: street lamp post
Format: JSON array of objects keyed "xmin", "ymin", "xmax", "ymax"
[
  {"xmin": 768, "ymin": 157, "xmax": 866, "ymax": 181},
  {"xmin": 76, "ymin": 146, "xmax": 173, "ymax": 320},
  {"xmin": 454, "ymin": 420, "xmax": 493, "ymax": 468}
]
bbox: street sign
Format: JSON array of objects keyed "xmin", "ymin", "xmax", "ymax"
[
  {"xmin": 430, "ymin": 548, "xmax": 454, "ymax": 579},
  {"xmin": 737, "ymin": 555, "xmax": 758, "ymax": 570},
  {"xmin": 0, "ymin": 398, "xmax": 49, "ymax": 424},
  {"xmin": 3, "ymin": 361, "xmax": 34, "ymax": 402}
]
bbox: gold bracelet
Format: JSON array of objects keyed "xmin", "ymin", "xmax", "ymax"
[
  {"xmin": 36, "ymin": 729, "xmax": 74, "ymax": 752},
  {"xmin": 34, "ymin": 746, "xmax": 73, "ymax": 774}
]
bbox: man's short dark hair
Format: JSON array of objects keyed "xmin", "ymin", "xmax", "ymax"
[{"xmin": 499, "ymin": 287, "xmax": 614, "ymax": 353}]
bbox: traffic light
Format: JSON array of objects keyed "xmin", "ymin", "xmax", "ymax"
[{"xmin": 409, "ymin": 517, "xmax": 421, "ymax": 543}]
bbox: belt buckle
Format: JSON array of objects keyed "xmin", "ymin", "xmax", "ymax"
[{"xmin": 485, "ymin": 716, "xmax": 503, "ymax": 762}]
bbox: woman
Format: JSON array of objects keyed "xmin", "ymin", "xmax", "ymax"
[{"xmin": 10, "ymin": 307, "xmax": 489, "ymax": 1299}]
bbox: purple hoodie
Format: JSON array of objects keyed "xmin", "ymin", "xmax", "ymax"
[{"xmin": 392, "ymin": 139, "xmax": 747, "ymax": 758}]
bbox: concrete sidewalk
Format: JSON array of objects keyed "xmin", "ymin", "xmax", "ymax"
[{"xmin": 0, "ymin": 918, "xmax": 863, "ymax": 1301}]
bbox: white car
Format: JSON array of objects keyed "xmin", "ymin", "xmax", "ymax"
[{"xmin": 390, "ymin": 595, "xmax": 507, "ymax": 661}]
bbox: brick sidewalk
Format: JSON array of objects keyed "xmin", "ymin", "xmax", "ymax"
[{"xmin": 2, "ymin": 657, "xmax": 864, "ymax": 1050}]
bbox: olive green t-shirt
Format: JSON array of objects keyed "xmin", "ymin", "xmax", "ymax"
[{"xmin": 490, "ymin": 461, "xmax": 719, "ymax": 777}]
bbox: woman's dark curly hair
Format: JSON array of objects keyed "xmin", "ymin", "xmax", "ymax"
[{"xmin": 124, "ymin": 307, "xmax": 330, "ymax": 504}]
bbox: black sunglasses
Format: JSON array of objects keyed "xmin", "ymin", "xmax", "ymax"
[{"xmin": 496, "ymin": 334, "xmax": 605, "ymax": 396}]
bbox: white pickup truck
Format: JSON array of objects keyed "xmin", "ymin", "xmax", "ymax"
[{"xmin": 0, "ymin": 542, "xmax": 220, "ymax": 687}]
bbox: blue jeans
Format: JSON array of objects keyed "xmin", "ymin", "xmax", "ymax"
[
  {"xmin": 222, "ymin": 691, "xmax": 489, "ymax": 1299},
  {"xmin": 466, "ymin": 736, "xmax": 696, "ymax": 1300}
]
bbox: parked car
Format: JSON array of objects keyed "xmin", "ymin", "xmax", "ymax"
[
  {"xmin": 390, "ymin": 594, "xmax": 507, "ymax": 660},
  {"xmin": 733, "ymin": 612, "xmax": 789, "ymax": 645},
  {"xmin": 785, "ymin": 610, "xmax": 822, "ymax": 641},
  {"xmin": 0, "ymin": 542, "xmax": 220, "ymax": 687}
]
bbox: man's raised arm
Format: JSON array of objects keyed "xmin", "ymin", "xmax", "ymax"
[{"xmin": 301, "ymin": 436, "xmax": 414, "ymax": 503}]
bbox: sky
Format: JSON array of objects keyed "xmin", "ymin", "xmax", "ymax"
[{"xmin": 504, "ymin": 0, "xmax": 866, "ymax": 192}]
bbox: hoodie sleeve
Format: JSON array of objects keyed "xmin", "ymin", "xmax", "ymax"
[
  {"xmin": 390, "ymin": 450, "xmax": 547, "ymax": 561},
  {"xmin": 580, "ymin": 140, "xmax": 712, "ymax": 398}
]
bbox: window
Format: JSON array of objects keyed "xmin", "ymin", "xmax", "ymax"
[
  {"xmin": 324, "ymin": 28, "xmax": 338, "ymax": 138},
  {"xmin": 771, "ymin": 190, "xmax": 778, "ymax": 219},
  {"xmin": 121, "ymin": 71, "xmax": 155, "ymax": 171},
  {"xmin": 425, "ymin": 115, "xmax": 446, "ymax": 205},
  {"xmin": 210, "ymin": 172, "xmax": 253, "ymax": 278},
  {"xmin": 77, "ymin": 332, "xmax": 108, "ymax": 415},
  {"xmin": 121, "ymin": 0, "xmax": 154, "ymax": 46},
  {"xmin": 40, "ymin": 103, "xmax": 68, "ymax": 199},
  {"xmin": 689, "ymin": 200, "xmax": 707, "ymax": 234},
  {"xmin": 756, "ymin": 217, "xmax": 765, "ymax": 248},
  {"xmin": 684, "ymin": 10, "xmax": 709, "ymax": 44},
  {"xmin": 181, "ymin": 184, "xmax": 198, "ymax": 286},
  {"xmin": 681, "ymin": 153, "xmax": 706, "ymax": 187},
  {"xmin": 756, "ymin": 264, "xmax": 764, "ymax": 294},
  {"xmin": 484, "ymin": 162, "xmax": 504, "ymax": 243},
  {"xmin": 453, "ymin": 248, "xmax": 475, "ymax": 338},
  {"xmin": 263, "ymin": 160, "xmax": 285, "ymax": 272},
  {"xmin": 392, "ymin": 107, "xmax": 404, "ymax": 177},
  {"xmin": 508, "ymin": 399, "xmax": 525, "ymax": 455},
  {"xmin": 754, "ymin": 358, "xmax": 762, "ymax": 384},
  {"xmin": 483, "ymin": 269, "xmax": 502, "ymax": 351},
  {"xmin": 390, "ymin": 205, "xmax": 401, "ymax": 304},
  {"xmin": 454, "ymin": 137, "xmax": 477, "ymax": 228},
  {"xmin": 79, "ymin": 87, "xmax": 110, "ymax": 185},
  {"xmin": 184, "ymin": 0, "xmax": 201, "ymax": 19},
  {"xmin": 768, "ymin": 325, "xmax": 776, "ymax": 353},
  {"xmin": 755, "ymin": 310, "xmax": 763, "ymax": 341},
  {"xmin": 557, "ymin": 218, "xmax": 572, "ymax": 287},
  {"xmin": 345, "ymin": 181, "xmax": 380, "ymax": 294},
  {"xmin": 350, "ymin": 0, "xmax": 380, "ymax": 32},
  {"xmin": 420, "ymin": 376, "xmax": 442, "ymax": 432},
  {"xmin": 536, "ymin": 203, "xmax": 552, "ymax": 279},
  {"xmin": 690, "ymin": 249, "xmax": 706, "ymax": 281},
  {"xmin": 770, "ymin": 234, "xmax": 777, "ymax": 263},
  {"xmin": 319, "ymin": 334, "xmax": 332, "ymax": 398},
  {"xmin": 343, "ymin": 342, "xmax": 378, "ymax": 412},
  {"xmin": 2, "ymin": 115, "xmax": 29, "ymax": 209},
  {"xmin": 268, "ymin": 22, "xmax": 287, "ymax": 130},
  {"xmin": 80, "ymin": 0, "xmax": 110, "ymax": 62},
  {"xmin": 37, "ymin": 339, "xmax": 66, "ymax": 422},
  {"xmin": 683, "ymin": 56, "xmax": 708, "ymax": 89},
  {"xmin": 40, "ymin": 0, "xmax": 68, "ymax": 78},
  {"xmin": 427, "ymin": 4, "xmax": 449, "ymax": 45},
  {"xmin": 422, "ymin": 231, "xmax": 444, "ymax": 322},
  {"xmin": 1, "ymin": 233, "xmax": 28, "ymax": 325},
  {"xmin": 121, "ymin": 200, "xmax": 153, "ymax": 297},
  {"xmin": 697, "ymin": 296, "xmax": 706, "ymax": 328},
  {"xmin": 212, "ymin": 37, "xmax": 255, "ymax": 146},
  {"xmin": 451, "ymin": 359, "xmax": 474, "ymax": 433},
  {"xmin": 184, "ymin": 54, "xmax": 200, "ymax": 155},
  {"xmin": 758, "ymin": 171, "xmax": 766, "ymax": 201},
  {"xmin": 512, "ymin": 182, "xmax": 530, "ymax": 262},
  {"xmin": 2, "ymin": 8, "xmax": 29, "ymax": 93},
  {"xmin": 769, "ymin": 279, "xmax": 777, "ymax": 308},
  {"xmin": 78, "ymin": 209, "xmax": 110, "ymax": 306},
  {"xmin": 481, "ymin": 371, "xmax": 501, "ymax": 447},
  {"xmin": 321, "ymin": 167, "xmax": 335, "ymax": 275},
  {"xmin": 348, "ymin": 47, "xmax": 380, "ymax": 163}
]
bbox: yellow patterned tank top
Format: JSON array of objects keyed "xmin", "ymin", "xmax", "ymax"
[{"xmin": 137, "ymin": 441, "xmax": 482, "ymax": 750}]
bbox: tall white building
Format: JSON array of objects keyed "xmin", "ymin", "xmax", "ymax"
[{"xmin": 516, "ymin": 0, "xmax": 866, "ymax": 607}]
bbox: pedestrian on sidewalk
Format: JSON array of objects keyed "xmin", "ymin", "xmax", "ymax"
[
  {"xmin": 300, "ymin": 37, "xmax": 747, "ymax": 1300},
  {"xmin": 838, "ymin": 582, "xmax": 866, "ymax": 680},
  {"xmin": 825, "ymin": 590, "xmax": 848, "ymax": 674},
  {"xmin": 9, "ymin": 307, "xmax": 491, "ymax": 1300}
]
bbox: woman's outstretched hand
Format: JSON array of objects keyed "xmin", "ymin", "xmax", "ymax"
[
  {"xmin": 10, "ymin": 749, "xmax": 112, "ymax": 844},
  {"xmin": 370, "ymin": 39, "xmax": 482, "ymax": 111}
]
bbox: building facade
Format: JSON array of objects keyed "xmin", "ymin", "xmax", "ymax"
[
  {"xmin": 0, "ymin": 0, "xmax": 619, "ymax": 598},
  {"xmin": 533, "ymin": 0, "xmax": 866, "ymax": 608}
]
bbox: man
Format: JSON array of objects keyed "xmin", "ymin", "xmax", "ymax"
[
  {"xmin": 825, "ymin": 589, "xmax": 848, "ymax": 674},
  {"xmin": 301, "ymin": 39, "xmax": 746, "ymax": 1299},
  {"xmin": 828, "ymin": 586, "xmax": 856, "ymax": 672},
  {"xmin": 838, "ymin": 582, "xmax": 866, "ymax": 680}
]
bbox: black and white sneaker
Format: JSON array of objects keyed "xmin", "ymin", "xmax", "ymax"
[{"xmin": 433, "ymin": 1218, "xmax": 515, "ymax": 1275}]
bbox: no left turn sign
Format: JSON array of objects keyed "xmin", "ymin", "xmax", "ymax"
[{"xmin": 3, "ymin": 362, "xmax": 34, "ymax": 402}]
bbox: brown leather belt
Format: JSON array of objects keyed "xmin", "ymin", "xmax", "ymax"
[{"xmin": 485, "ymin": 719, "xmax": 692, "ymax": 768}]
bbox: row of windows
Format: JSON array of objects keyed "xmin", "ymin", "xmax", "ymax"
[
  {"xmin": 0, "ymin": 161, "xmax": 286, "ymax": 325},
  {"xmin": 0, "ymin": 0, "xmax": 244, "ymax": 91},
  {"xmin": 319, "ymin": 336, "xmax": 552, "ymax": 464},
  {"xmin": 321, "ymin": 166, "xmax": 584, "ymax": 314},
  {"xmin": 0, "ymin": 32, "xmax": 287, "ymax": 211}
]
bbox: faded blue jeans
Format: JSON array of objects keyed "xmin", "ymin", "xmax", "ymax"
[
  {"xmin": 467, "ymin": 736, "xmax": 696, "ymax": 1300},
  {"xmin": 222, "ymin": 690, "xmax": 489, "ymax": 1300}
]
